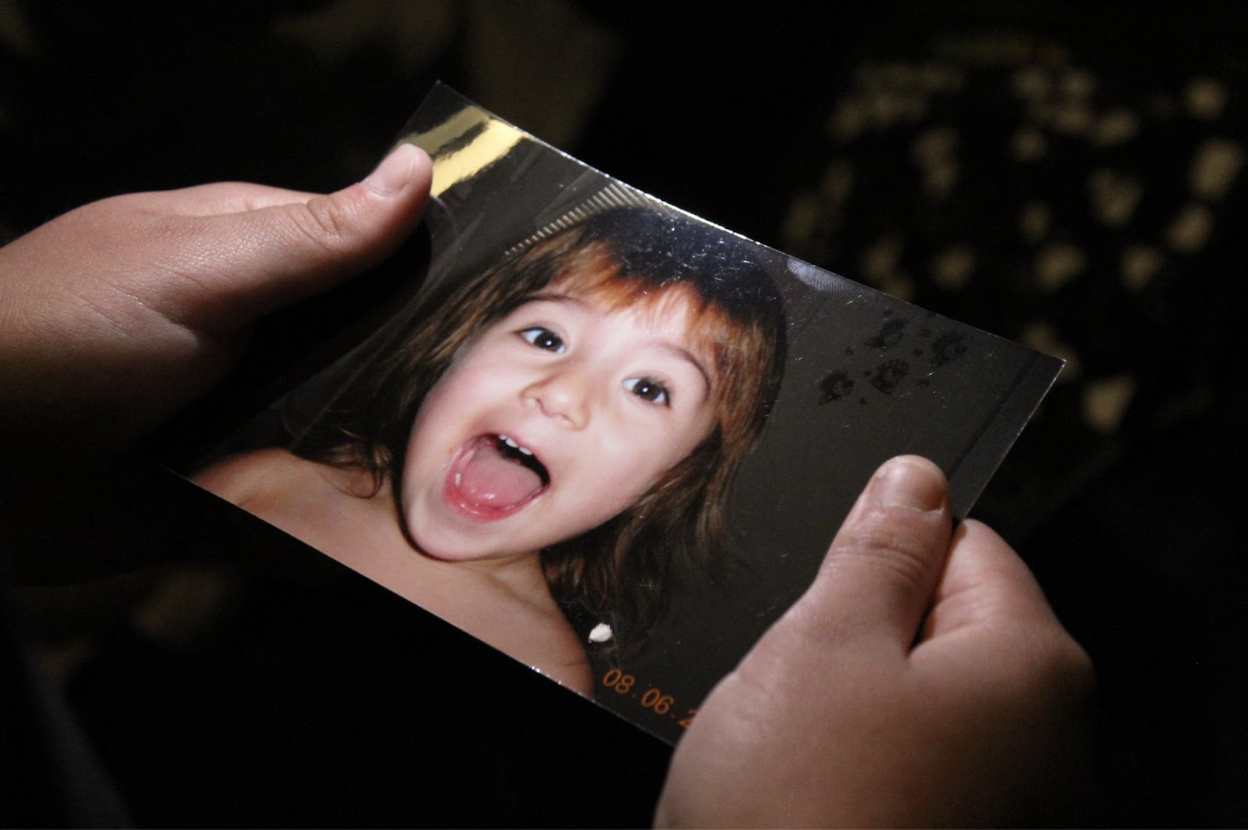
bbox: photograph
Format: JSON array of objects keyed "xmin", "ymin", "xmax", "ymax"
[
  {"xmin": 7, "ymin": 6, "xmax": 1246, "ymax": 825},
  {"xmin": 185, "ymin": 83, "xmax": 1063, "ymax": 744}
]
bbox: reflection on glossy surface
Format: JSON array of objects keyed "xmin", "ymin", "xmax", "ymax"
[{"xmin": 404, "ymin": 104, "xmax": 526, "ymax": 197}]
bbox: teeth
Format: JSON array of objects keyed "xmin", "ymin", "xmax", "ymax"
[{"xmin": 499, "ymin": 435, "xmax": 533, "ymax": 456}]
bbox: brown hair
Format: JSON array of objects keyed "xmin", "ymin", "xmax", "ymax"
[{"xmin": 289, "ymin": 206, "xmax": 786, "ymax": 654}]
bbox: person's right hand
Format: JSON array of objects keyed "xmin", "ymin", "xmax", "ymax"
[
  {"xmin": 0, "ymin": 142, "xmax": 431, "ymax": 464},
  {"xmin": 0, "ymin": 143, "xmax": 431, "ymax": 582},
  {"xmin": 656, "ymin": 455, "xmax": 1094, "ymax": 828}
]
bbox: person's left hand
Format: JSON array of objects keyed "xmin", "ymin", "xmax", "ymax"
[
  {"xmin": 0, "ymin": 142, "xmax": 432, "ymax": 463},
  {"xmin": 654, "ymin": 456, "xmax": 1094, "ymax": 827}
]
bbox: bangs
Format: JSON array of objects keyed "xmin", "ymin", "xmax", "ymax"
[
  {"xmin": 549, "ymin": 248, "xmax": 747, "ymax": 378},
  {"xmin": 546, "ymin": 244, "xmax": 774, "ymax": 437}
]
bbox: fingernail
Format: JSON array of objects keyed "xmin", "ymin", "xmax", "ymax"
[
  {"xmin": 363, "ymin": 143, "xmax": 419, "ymax": 197},
  {"xmin": 871, "ymin": 456, "xmax": 947, "ymax": 512}
]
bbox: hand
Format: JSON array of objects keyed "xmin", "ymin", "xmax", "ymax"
[
  {"xmin": 0, "ymin": 144, "xmax": 431, "ymax": 582},
  {"xmin": 655, "ymin": 456, "xmax": 1094, "ymax": 828},
  {"xmin": 0, "ymin": 142, "xmax": 432, "ymax": 463}
]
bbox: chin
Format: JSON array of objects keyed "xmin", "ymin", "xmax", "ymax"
[{"xmin": 405, "ymin": 526, "xmax": 518, "ymax": 565}]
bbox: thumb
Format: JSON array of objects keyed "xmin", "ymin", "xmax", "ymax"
[
  {"xmin": 655, "ymin": 457, "xmax": 955, "ymax": 827},
  {"xmin": 202, "ymin": 142, "xmax": 433, "ymax": 318},
  {"xmin": 782, "ymin": 455, "xmax": 954, "ymax": 655}
]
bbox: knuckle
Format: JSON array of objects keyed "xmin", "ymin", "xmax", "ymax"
[
  {"xmin": 288, "ymin": 196, "xmax": 352, "ymax": 253},
  {"xmin": 1000, "ymin": 619, "xmax": 1096, "ymax": 710},
  {"xmin": 831, "ymin": 518, "xmax": 939, "ymax": 593}
]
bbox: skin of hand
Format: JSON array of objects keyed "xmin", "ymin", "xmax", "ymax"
[
  {"xmin": 654, "ymin": 455, "xmax": 1095, "ymax": 828},
  {"xmin": 0, "ymin": 142, "xmax": 432, "ymax": 464},
  {"xmin": 0, "ymin": 144, "xmax": 432, "ymax": 582}
]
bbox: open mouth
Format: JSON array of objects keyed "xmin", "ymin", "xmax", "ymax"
[
  {"xmin": 495, "ymin": 434, "xmax": 551, "ymax": 483},
  {"xmin": 445, "ymin": 434, "xmax": 550, "ymax": 519}
]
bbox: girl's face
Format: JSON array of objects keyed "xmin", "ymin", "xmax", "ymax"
[{"xmin": 399, "ymin": 287, "xmax": 717, "ymax": 564}]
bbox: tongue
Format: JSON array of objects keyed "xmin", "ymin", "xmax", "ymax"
[{"xmin": 457, "ymin": 440, "xmax": 544, "ymax": 509}]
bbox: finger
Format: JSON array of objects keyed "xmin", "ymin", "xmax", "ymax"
[
  {"xmin": 134, "ymin": 182, "xmax": 323, "ymax": 217},
  {"xmin": 183, "ymin": 142, "xmax": 432, "ymax": 320},
  {"xmin": 911, "ymin": 519, "xmax": 1097, "ymax": 819},
  {"xmin": 787, "ymin": 455, "xmax": 954, "ymax": 652},
  {"xmin": 918, "ymin": 520, "xmax": 1054, "ymax": 641}
]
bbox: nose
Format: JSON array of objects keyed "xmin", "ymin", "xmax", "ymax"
[{"xmin": 523, "ymin": 363, "xmax": 592, "ymax": 428}]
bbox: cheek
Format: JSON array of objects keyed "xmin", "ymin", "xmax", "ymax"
[
  {"xmin": 401, "ymin": 396, "xmax": 443, "ymax": 479},
  {"xmin": 401, "ymin": 374, "xmax": 472, "ymax": 480},
  {"xmin": 409, "ymin": 362, "xmax": 498, "ymax": 438},
  {"xmin": 654, "ymin": 409, "xmax": 716, "ymax": 468},
  {"xmin": 593, "ymin": 422, "xmax": 701, "ymax": 497}
]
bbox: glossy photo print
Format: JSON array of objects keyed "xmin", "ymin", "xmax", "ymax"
[{"xmin": 187, "ymin": 83, "xmax": 1063, "ymax": 744}]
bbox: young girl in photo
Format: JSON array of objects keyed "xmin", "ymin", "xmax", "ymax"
[{"xmin": 194, "ymin": 205, "xmax": 786, "ymax": 696}]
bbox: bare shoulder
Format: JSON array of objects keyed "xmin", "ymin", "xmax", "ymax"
[
  {"xmin": 191, "ymin": 447, "xmax": 379, "ymax": 556},
  {"xmin": 191, "ymin": 447, "xmax": 313, "ymax": 507}
]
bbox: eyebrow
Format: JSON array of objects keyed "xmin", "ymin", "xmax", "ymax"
[
  {"xmin": 523, "ymin": 292, "xmax": 714, "ymax": 397},
  {"xmin": 650, "ymin": 341, "xmax": 713, "ymax": 399}
]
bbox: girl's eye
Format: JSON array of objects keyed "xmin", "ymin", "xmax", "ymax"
[
  {"xmin": 519, "ymin": 327, "xmax": 565, "ymax": 353},
  {"xmin": 623, "ymin": 377, "xmax": 670, "ymax": 406}
]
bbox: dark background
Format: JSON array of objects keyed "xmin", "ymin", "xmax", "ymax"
[{"xmin": 2, "ymin": 1, "xmax": 1245, "ymax": 826}]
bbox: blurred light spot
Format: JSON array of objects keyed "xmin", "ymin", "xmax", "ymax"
[
  {"xmin": 782, "ymin": 192, "xmax": 821, "ymax": 248},
  {"xmin": 877, "ymin": 272, "xmax": 915, "ymax": 302},
  {"xmin": 1012, "ymin": 67, "xmax": 1051, "ymax": 100},
  {"xmin": 828, "ymin": 99, "xmax": 867, "ymax": 139},
  {"xmin": 923, "ymin": 160, "xmax": 959, "ymax": 198},
  {"xmin": 931, "ymin": 246, "xmax": 975, "ymax": 290},
  {"xmin": 863, "ymin": 234, "xmax": 904, "ymax": 282},
  {"xmin": 1061, "ymin": 68, "xmax": 1097, "ymax": 99},
  {"xmin": 1020, "ymin": 202, "xmax": 1051, "ymax": 243},
  {"xmin": 921, "ymin": 63, "xmax": 965, "ymax": 93},
  {"xmin": 1190, "ymin": 138, "xmax": 1243, "ymax": 200},
  {"xmin": 1035, "ymin": 243, "xmax": 1086, "ymax": 291},
  {"xmin": 1011, "ymin": 127, "xmax": 1047, "ymax": 161},
  {"xmin": 1121, "ymin": 245, "xmax": 1164, "ymax": 292},
  {"xmin": 819, "ymin": 159, "xmax": 855, "ymax": 204},
  {"xmin": 913, "ymin": 125, "xmax": 958, "ymax": 161},
  {"xmin": 912, "ymin": 127, "xmax": 960, "ymax": 197},
  {"xmin": 1083, "ymin": 375, "xmax": 1136, "ymax": 433},
  {"xmin": 862, "ymin": 235, "xmax": 914, "ymax": 300},
  {"xmin": 1088, "ymin": 169, "xmax": 1143, "ymax": 227},
  {"xmin": 1165, "ymin": 203, "xmax": 1213, "ymax": 253},
  {"xmin": 1053, "ymin": 101, "xmax": 1094, "ymax": 135},
  {"xmin": 1021, "ymin": 323, "xmax": 1082, "ymax": 383},
  {"xmin": 1185, "ymin": 77, "xmax": 1227, "ymax": 119},
  {"xmin": 1093, "ymin": 107, "xmax": 1140, "ymax": 146}
]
